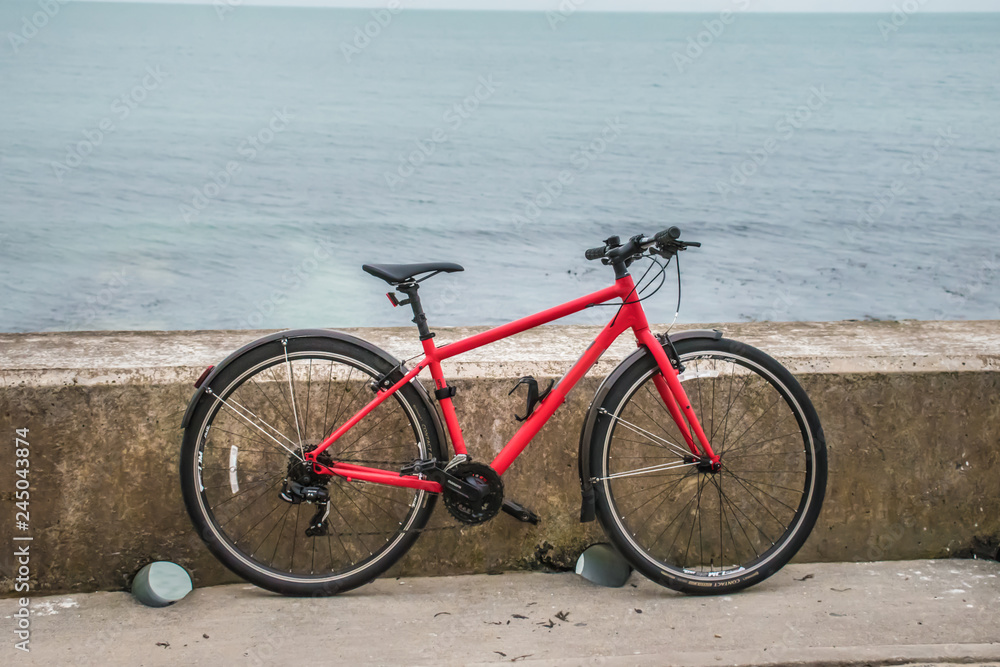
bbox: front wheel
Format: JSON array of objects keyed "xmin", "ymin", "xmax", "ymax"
[{"xmin": 590, "ymin": 337, "xmax": 827, "ymax": 594}]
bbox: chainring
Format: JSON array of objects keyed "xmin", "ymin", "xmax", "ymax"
[{"xmin": 443, "ymin": 462, "xmax": 504, "ymax": 526}]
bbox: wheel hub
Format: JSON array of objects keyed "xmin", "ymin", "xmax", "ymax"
[
  {"xmin": 280, "ymin": 445, "xmax": 333, "ymax": 504},
  {"xmin": 685, "ymin": 455, "xmax": 721, "ymax": 473}
]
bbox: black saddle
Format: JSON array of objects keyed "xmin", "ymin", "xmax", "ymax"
[{"xmin": 362, "ymin": 262, "xmax": 464, "ymax": 285}]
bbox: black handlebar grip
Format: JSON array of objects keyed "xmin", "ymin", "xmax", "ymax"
[
  {"xmin": 585, "ymin": 246, "xmax": 607, "ymax": 260},
  {"xmin": 654, "ymin": 226, "xmax": 681, "ymax": 243}
]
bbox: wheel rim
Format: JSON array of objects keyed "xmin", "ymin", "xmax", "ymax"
[
  {"xmin": 601, "ymin": 350, "xmax": 816, "ymax": 580},
  {"xmin": 192, "ymin": 352, "xmax": 428, "ymax": 583}
]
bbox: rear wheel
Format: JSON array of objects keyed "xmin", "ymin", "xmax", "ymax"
[
  {"xmin": 180, "ymin": 336, "xmax": 443, "ymax": 596},
  {"xmin": 590, "ymin": 337, "xmax": 826, "ymax": 594}
]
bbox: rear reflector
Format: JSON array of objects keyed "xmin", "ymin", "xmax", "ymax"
[{"xmin": 194, "ymin": 365, "xmax": 215, "ymax": 388}]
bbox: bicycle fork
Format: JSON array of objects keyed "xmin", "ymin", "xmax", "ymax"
[{"xmin": 634, "ymin": 327, "xmax": 720, "ymax": 467}]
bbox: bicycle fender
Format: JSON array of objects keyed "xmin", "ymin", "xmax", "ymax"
[
  {"xmin": 577, "ymin": 328, "xmax": 722, "ymax": 522},
  {"xmin": 180, "ymin": 329, "xmax": 445, "ymax": 447}
]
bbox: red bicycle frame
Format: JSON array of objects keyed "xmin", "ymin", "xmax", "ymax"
[{"xmin": 303, "ymin": 274, "xmax": 718, "ymax": 492}]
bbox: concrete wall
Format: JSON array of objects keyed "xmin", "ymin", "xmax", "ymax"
[{"xmin": 1, "ymin": 320, "xmax": 998, "ymax": 595}]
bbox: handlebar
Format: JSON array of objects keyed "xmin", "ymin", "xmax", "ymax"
[
  {"xmin": 584, "ymin": 227, "xmax": 700, "ymax": 265},
  {"xmin": 654, "ymin": 227, "xmax": 681, "ymax": 243}
]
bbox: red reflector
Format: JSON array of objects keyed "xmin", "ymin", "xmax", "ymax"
[
  {"xmin": 386, "ymin": 292, "xmax": 399, "ymax": 307},
  {"xmin": 194, "ymin": 365, "xmax": 215, "ymax": 388}
]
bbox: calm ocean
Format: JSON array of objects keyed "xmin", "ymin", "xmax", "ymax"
[{"xmin": 1, "ymin": 4, "xmax": 998, "ymax": 332}]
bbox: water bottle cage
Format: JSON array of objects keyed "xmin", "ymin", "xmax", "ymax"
[{"xmin": 508, "ymin": 376, "xmax": 554, "ymax": 422}]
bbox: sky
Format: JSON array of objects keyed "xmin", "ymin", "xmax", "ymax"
[{"xmin": 74, "ymin": 0, "xmax": 1000, "ymax": 12}]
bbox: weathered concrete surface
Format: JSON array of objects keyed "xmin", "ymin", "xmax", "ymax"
[
  {"xmin": 0, "ymin": 320, "xmax": 998, "ymax": 595},
  {"xmin": 1, "ymin": 560, "xmax": 998, "ymax": 666}
]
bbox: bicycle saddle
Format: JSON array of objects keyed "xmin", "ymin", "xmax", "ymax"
[{"xmin": 362, "ymin": 262, "xmax": 464, "ymax": 285}]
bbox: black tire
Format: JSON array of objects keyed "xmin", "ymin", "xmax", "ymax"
[
  {"xmin": 180, "ymin": 336, "xmax": 443, "ymax": 596},
  {"xmin": 590, "ymin": 337, "xmax": 826, "ymax": 594}
]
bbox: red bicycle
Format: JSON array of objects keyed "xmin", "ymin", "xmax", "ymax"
[{"xmin": 181, "ymin": 228, "xmax": 827, "ymax": 596}]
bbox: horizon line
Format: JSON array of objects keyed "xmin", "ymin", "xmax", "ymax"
[{"xmin": 69, "ymin": 0, "xmax": 1000, "ymax": 12}]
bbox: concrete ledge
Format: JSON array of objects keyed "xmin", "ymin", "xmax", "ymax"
[
  {"xmin": 3, "ymin": 560, "xmax": 998, "ymax": 666},
  {"xmin": 1, "ymin": 320, "xmax": 998, "ymax": 595}
]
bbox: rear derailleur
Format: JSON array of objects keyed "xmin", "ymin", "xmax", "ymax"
[{"xmin": 280, "ymin": 449, "xmax": 333, "ymax": 537}]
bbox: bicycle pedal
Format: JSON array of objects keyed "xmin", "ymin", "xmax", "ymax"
[
  {"xmin": 400, "ymin": 457, "xmax": 438, "ymax": 476},
  {"xmin": 501, "ymin": 499, "xmax": 539, "ymax": 525}
]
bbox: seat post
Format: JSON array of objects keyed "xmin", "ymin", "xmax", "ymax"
[{"xmin": 396, "ymin": 282, "xmax": 434, "ymax": 341}]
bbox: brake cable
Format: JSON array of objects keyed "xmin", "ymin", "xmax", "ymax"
[
  {"xmin": 601, "ymin": 254, "xmax": 669, "ymax": 327},
  {"xmin": 665, "ymin": 251, "xmax": 682, "ymax": 335}
]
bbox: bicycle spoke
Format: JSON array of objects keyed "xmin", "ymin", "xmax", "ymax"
[
  {"xmin": 723, "ymin": 430, "xmax": 801, "ymax": 459},
  {"xmin": 719, "ymin": 393, "xmax": 785, "ymax": 457},
  {"xmin": 619, "ymin": 468, "xmax": 696, "ymax": 519},
  {"xmin": 602, "ymin": 344, "xmax": 822, "ymax": 586},
  {"xmin": 710, "ymin": 359, "xmax": 717, "ymax": 441},
  {"xmin": 249, "ymin": 378, "xmax": 299, "ymax": 438},
  {"xmin": 726, "ymin": 470, "xmax": 800, "ymax": 515},
  {"xmin": 304, "ymin": 360, "xmax": 313, "ymax": 440},
  {"xmin": 602, "ymin": 408, "xmax": 690, "ymax": 459},
  {"xmin": 711, "ymin": 474, "xmax": 760, "ymax": 560},
  {"xmin": 597, "ymin": 460, "xmax": 697, "ymax": 481},
  {"xmin": 207, "ymin": 425, "xmax": 289, "ymax": 455},
  {"xmin": 640, "ymin": 385, "xmax": 686, "ymax": 446},
  {"xmin": 290, "ymin": 503, "xmax": 301, "ymax": 571},
  {"xmin": 716, "ymin": 370, "xmax": 754, "ymax": 454},
  {"xmin": 281, "ymin": 341, "xmax": 305, "ymax": 452},
  {"xmin": 207, "ymin": 388, "xmax": 302, "ymax": 460},
  {"xmin": 320, "ymin": 360, "xmax": 336, "ymax": 440},
  {"xmin": 324, "ymin": 365, "xmax": 352, "ymax": 437},
  {"xmin": 267, "ymin": 506, "xmax": 293, "ymax": 567}
]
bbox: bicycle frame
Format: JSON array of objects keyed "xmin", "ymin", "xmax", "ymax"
[{"xmin": 303, "ymin": 273, "xmax": 718, "ymax": 493}]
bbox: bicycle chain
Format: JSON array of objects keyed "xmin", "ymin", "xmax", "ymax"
[{"xmin": 316, "ymin": 459, "xmax": 466, "ymax": 537}]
